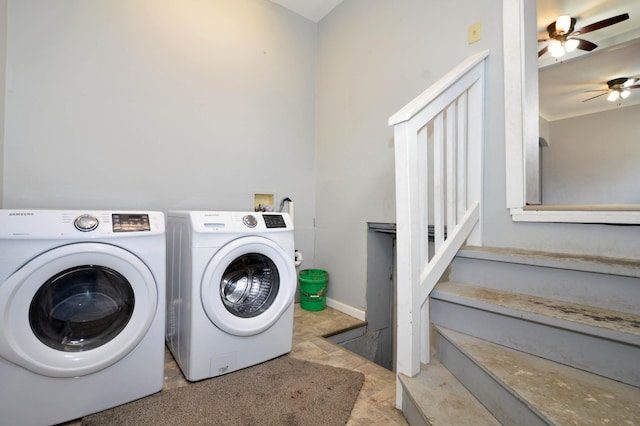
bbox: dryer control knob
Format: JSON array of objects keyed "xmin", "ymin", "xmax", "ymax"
[
  {"xmin": 243, "ymin": 214, "xmax": 258, "ymax": 228},
  {"xmin": 74, "ymin": 214, "xmax": 99, "ymax": 232}
]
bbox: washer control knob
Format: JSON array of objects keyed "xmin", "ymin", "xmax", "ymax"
[
  {"xmin": 74, "ymin": 214, "xmax": 99, "ymax": 232},
  {"xmin": 242, "ymin": 214, "xmax": 258, "ymax": 228}
]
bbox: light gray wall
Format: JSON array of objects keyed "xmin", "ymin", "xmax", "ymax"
[
  {"xmin": 542, "ymin": 104, "xmax": 640, "ymax": 204},
  {"xmin": 0, "ymin": 0, "xmax": 6, "ymax": 208},
  {"xmin": 315, "ymin": 0, "xmax": 500, "ymax": 311},
  {"xmin": 315, "ymin": 0, "xmax": 640, "ymax": 313},
  {"xmin": 539, "ymin": 116, "xmax": 550, "ymax": 144},
  {"xmin": 3, "ymin": 0, "xmax": 317, "ymax": 264},
  {"xmin": 4, "ymin": 0, "xmax": 639, "ymax": 317}
]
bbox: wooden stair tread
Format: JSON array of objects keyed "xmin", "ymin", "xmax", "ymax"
[
  {"xmin": 400, "ymin": 358, "xmax": 499, "ymax": 425},
  {"xmin": 458, "ymin": 246, "xmax": 640, "ymax": 277},
  {"xmin": 437, "ymin": 326, "xmax": 640, "ymax": 426},
  {"xmin": 433, "ymin": 281, "xmax": 640, "ymax": 343}
]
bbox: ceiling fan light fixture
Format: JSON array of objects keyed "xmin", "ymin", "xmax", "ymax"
[
  {"xmin": 620, "ymin": 89, "xmax": 631, "ymax": 99},
  {"xmin": 565, "ymin": 38, "xmax": 579, "ymax": 52},
  {"xmin": 623, "ymin": 78, "xmax": 635, "ymax": 88},
  {"xmin": 549, "ymin": 40, "xmax": 565, "ymax": 57},
  {"xmin": 556, "ymin": 15, "xmax": 572, "ymax": 33},
  {"xmin": 607, "ymin": 90, "xmax": 620, "ymax": 102}
]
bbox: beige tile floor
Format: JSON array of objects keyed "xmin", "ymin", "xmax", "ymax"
[
  {"xmin": 64, "ymin": 304, "xmax": 407, "ymax": 425},
  {"xmin": 289, "ymin": 304, "xmax": 407, "ymax": 425}
]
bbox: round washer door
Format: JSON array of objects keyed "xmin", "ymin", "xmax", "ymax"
[
  {"xmin": 0, "ymin": 243, "xmax": 158, "ymax": 378},
  {"xmin": 201, "ymin": 236, "xmax": 295, "ymax": 337}
]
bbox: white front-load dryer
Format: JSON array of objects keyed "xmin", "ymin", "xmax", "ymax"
[
  {"xmin": 166, "ymin": 211, "xmax": 296, "ymax": 382},
  {"xmin": 0, "ymin": 210, "xmax": 166, "ymax": 426}
]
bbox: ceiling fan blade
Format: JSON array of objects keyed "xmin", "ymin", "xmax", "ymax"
[
  {"xmin": 629, "ymin": 84, "xmax": 640, "ymax": 90},
  {"xmin": 576, "ymin": 38, "xmax": 598, "ymax": 51},
  {"xmin": 582, "ymin": 92, "xmax": 608, "ymax": 102},
  {"xmin": 538, "ymin": 45, "xmax": 549, "ymax": 57},
  {"xmin": 576, "ymin": 13, "xmax": 629, "ymax": 35},
  {"xmin": 583, "ymin": 89, "xmax": 608, "ymax": 93}
]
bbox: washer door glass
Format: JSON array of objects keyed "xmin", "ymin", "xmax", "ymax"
[
  {"xmin": 220, "ymin": 253, "xmax": 279, "ymax": 318},
  {"xmin": 0, "ymin": 243, "xmax": 158, "ymax": 378},
  {"xmin": 29, "ymin": 265, "xmax": 134, "ymax": 352},
  {"xmin": 201, "ymin": 236, "xmax": 296, "ymax": 337}
]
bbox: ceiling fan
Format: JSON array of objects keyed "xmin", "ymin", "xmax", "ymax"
[
  {"xmin": 582, "ymin": 77, "xmax": 640, "ymax": 102},
  {"xmin": 538, "ymin": 13, "xmax": 630, "ymax": 58}
]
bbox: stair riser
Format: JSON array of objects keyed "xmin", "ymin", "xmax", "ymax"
[
  {"xmin": 449, "ymin": 257, "xmax": 640, "ymax": 315},
  {"xmin": 400, "ymin": 388, "xmax": 429, "ymax": 426},
  {"xmin": 436, "ymin": 330, "xmax": 550, "ymax": 426},
  {"xmin": 431, "ymin": 299, "xmax": 640, "ymax": 387}
]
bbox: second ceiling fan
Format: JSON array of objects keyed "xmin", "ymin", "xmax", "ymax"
[
  {"xmin": 582, "ymin": 77, "xmax": 640, "ymax": 102},
  {"xmin": 538, "ymin": 12, "xmax": 629, "ymax": 58}
]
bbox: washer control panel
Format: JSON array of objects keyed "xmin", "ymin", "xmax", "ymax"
[
  {"xmin": 194, "ymin": 211, "xmax": 292, "ymax": 233},
  {"xmin": 0, "ymin": 210, "xmax": 164, "ymax": 238},
  {"xmin": 241, "ymin": 214, "xmax": 286, "ymax": 229},
  {"xmin": 73, "ymin": 213, "xmax": 150, "ymax": 232}
]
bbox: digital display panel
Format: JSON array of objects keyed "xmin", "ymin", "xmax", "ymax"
[
  {"xmin": 112, "ymin": 214, "xmax": 151, "ymax": 232},
  {"xmin": 263, "ymin": 214, "xmax": 286, "ymax": 229}
]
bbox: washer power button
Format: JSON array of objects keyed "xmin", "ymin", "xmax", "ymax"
[{"xmin": 74, "ymin": 214, "xmax": 99, "ymax": 232}]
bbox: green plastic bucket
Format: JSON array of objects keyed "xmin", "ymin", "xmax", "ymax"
[{"xmin": 299, "ymin": 269, "xmax": 328, "ymax": 311}]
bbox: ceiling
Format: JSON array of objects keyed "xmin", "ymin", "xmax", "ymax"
[
  {"xmin": 538, "ymin": 0, "xmax": 640, "ymax": 121},
  {"xmin": 268, "ymin": 0, "xmax": 344, "ymax": 22}
]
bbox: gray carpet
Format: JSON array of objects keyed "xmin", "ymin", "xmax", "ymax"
[{"xmin": 82, "ymin": 355, "xmax": 364, "ymax": 426}]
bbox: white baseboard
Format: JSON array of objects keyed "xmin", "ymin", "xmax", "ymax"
[{"xmin": 325, "ymin": 297, "xmax": 366, "ymax": 321}]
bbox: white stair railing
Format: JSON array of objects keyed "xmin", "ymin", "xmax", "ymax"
[{"xmin": 389, "ymin": 50, "xmax": 488, "ymax": 408}]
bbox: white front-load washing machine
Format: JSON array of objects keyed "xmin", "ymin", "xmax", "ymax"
[
  {"xmin": 166, "ymin": 211, "xmax": 296, "ymax": 382},
  {"xmin": 0, "ymin": 210, "xmax": 166, "ymax": 426}
]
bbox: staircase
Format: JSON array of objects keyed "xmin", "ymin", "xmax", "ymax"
[
  {"xmin": 389, "ymin": 50, "xmax": 640, "ymax": 424},
  {"xmin": 399, "ymin": 246, "xmax": 640, "ymax": 425}
]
